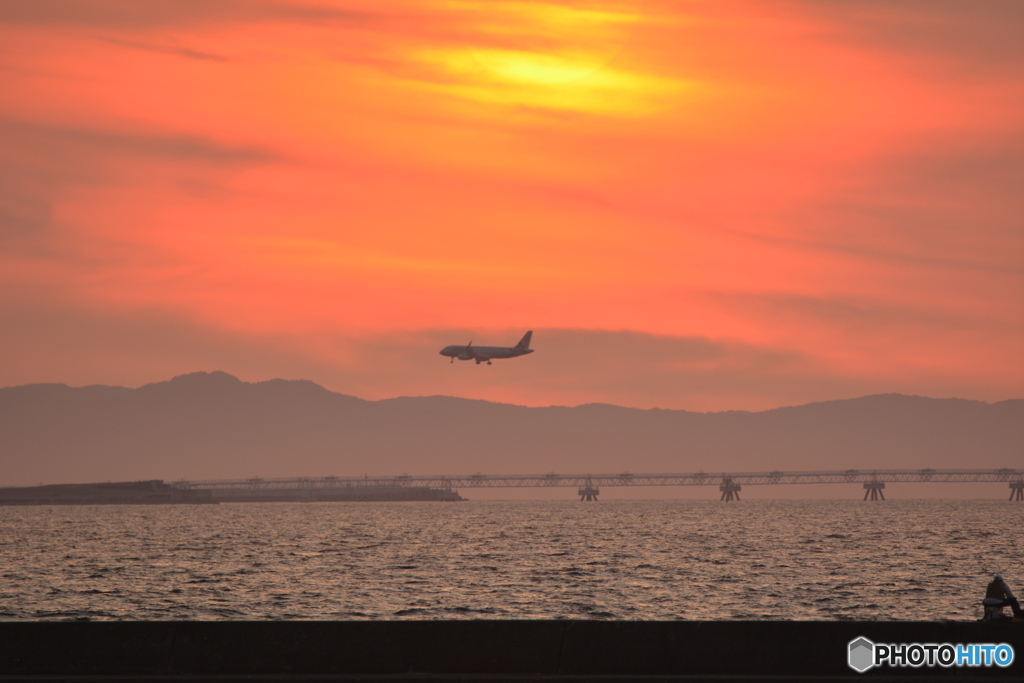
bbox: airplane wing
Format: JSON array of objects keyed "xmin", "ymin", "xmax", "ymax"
[{"xmin": 465, "ymin": 342, "xmax": 488, "ymax": 360}]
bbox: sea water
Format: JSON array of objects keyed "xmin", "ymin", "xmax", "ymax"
[{"xmin": 0, "ymin": 499, "xmax": 1020, "ymax": 621}]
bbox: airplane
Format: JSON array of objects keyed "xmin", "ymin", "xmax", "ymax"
[{"xmin": 440, "ymin": 331, "xmax": 534, "ymax": 365}]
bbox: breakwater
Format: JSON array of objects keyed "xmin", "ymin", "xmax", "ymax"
[
  {"xmin": 1, "ymin": 621, "xmax": 1021, "ymax": 681},
  {"xmin": 0, "ymin": 481, "xmax": 214, "ymax": 505},
  {"xmin": 0, "ymin": 480, "xmax": 463, "ymax": 505}
]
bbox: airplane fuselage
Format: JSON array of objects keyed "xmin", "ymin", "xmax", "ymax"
[
  {"xmin": 440, "ymin": 331, "xmax": 534, "ymax": 365},
  {"xmin": 440, "ymin": 345, "xmax": 532, "ymax": 361}
]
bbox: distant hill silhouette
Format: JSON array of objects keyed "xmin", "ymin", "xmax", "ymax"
[{"xmin": 2, "ymin": 372, "xmax": 1021, "ymax": 491}]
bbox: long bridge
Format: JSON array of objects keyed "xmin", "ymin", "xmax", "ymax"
[{"xmin": 175, "ymin": 468, "xmax": 1024, "ymax": 501}]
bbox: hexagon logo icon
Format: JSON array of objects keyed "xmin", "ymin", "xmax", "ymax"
[{"xmin": 848, "ymin": 636, "xmax": 875, "ymax": 673}]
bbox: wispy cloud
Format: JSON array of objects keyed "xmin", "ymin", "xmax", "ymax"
[
  {"xmin": 100, "ymin": 36, "xmax": 230, "ymax": 61},
  {"xmin": 0, "ymin": 117, "xmax": 279, "ymax": 259},
  {"xmin": 0, "ymin": 117, "xmax": 279, "ymax": 166},
  {"xmin": 0, "ymin": 0, "xmax": 375, "ymax": 29},
  {"xmin": 787, "ymin": 0, "xmax": 1024, "ymax": 79},
  {"xmin": 743, "ymin": 132, "xmax": 1024, "ymax": 278}
]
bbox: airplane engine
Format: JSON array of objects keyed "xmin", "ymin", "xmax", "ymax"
[{"xmin": 457, "ymin": 353, "xmax": 473, "ymax": 361}]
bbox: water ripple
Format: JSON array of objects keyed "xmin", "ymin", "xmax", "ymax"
[{"xmin": 0, "ymin": 499, "xmax": 1019, "ymax": 620}]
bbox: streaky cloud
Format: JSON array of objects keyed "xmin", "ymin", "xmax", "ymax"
[
  {"xmin": 0, "ymin": 117, "xmax": 280, "ymax": 167},
  {"xmin": 788, "ymin": 0, "xmax": 1024, "ymax": 78},
  {"xmin": 0, "ymin": 0, "xmax": 377, "ymax": 29},
  {"xmin": 100, "ymin": 36, "xmax": 230, "ymax": 62}
]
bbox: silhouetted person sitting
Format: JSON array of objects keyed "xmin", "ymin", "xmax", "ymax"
[{"xmin": 983, "ymin": 575, "xmax": 1022, "ymax": 621}]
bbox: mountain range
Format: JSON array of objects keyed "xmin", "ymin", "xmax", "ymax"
[{"xmin": 2, "ymin": 372, "xmax": 1020, "ymax": 496}]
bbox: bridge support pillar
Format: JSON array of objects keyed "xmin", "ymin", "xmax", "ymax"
[
  {"xmin": 578, "ymin": 479, "xmax": 600, "ymax": 501},
  {"xmin": 1010, "ymin": 481, "xmax": 1024, "ymax": 501},
  {"xmin": 719, "ymin": 478, "xmax": 741, "ymax": 502},
  {"xmin": 863, "ymin": 481, "xmax": 886, "ymax": 501}
]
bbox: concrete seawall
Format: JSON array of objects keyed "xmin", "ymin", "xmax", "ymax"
[{"xmin": 1, "ymin": 621, "xmax": 1021, "ymax": 681}]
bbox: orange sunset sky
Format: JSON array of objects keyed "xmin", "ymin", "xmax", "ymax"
[{"xmin": 1, "ymin": 0, "xmax": 1022, "ymax": 411}]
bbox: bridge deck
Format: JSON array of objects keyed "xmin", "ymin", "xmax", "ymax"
[{"xmin": 175, "ymin": 468, "xmax": 1024, "ymax": 491}]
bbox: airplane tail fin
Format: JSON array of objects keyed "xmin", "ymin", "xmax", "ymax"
[{"xmin": 515, "ymin": 331, "xmax": 533, "ymax": 350}]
